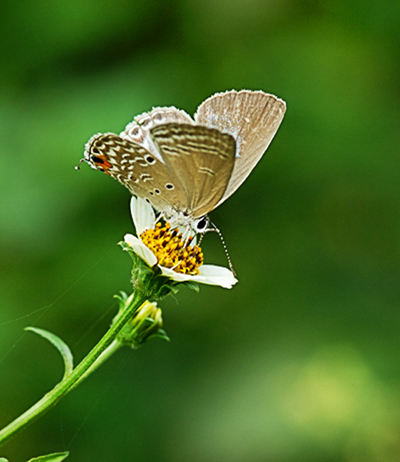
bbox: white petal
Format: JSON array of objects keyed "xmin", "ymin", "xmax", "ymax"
[
  {"xmin": 160, "ymin": 264, "xmax": 238, "ymax": 289},
  {"xmin": 159, "ymin": 266, "xmax": 192, "ymax": 282},
  {"xmin": 124, "ymin": 233, "xmax": 157, "ymax": 267},
  {"xmin": 130, "ymin": 196, "xmax": 155, "ymax": 235},
  {"xmin": 195, "ymin": 265, "xmax": 238, "ymax": 288}
]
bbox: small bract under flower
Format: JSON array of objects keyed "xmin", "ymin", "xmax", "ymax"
[{"xmin": 124, "ymin": 197, "xmax": 238, "ymax": 289}]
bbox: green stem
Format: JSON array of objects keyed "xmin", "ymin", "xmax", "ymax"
[
  {"xmin": 72, "ymin": 339, "xmax": 123, "ymax": 389},
  {"xmin": 0, "ymin": 291, "xmax": 145, "ymax": 448}
]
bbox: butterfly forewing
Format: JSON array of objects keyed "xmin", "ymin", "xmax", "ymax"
[
  {"xmin": 195, "ymin": 90, "xmax": 286, "ymax": 205},
  {"xmin": 85, "ymin": 133, "xmax": 188, "ymax": 213},
  {"xmin": 150, "ymin": 124, "xmax": 236, "ymax": 218}
]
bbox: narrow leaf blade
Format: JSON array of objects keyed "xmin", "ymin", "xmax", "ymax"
[
  {"xmin": 25, "ymin": 327, "xmax": 73, "ymax": 379},
  {"xmin": 28, "ymin": 452, "xmax": 69, "ymax": 462}
]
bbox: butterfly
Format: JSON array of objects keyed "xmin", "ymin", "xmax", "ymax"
[{"xmin": 82, "ymin": 90, "xmax": 286, "ymax": 232}]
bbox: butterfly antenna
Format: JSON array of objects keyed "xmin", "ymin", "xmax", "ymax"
[
  {"xmin": 75, "ymin": 158, "xmax": 86, "ymax": 170},
  {"xmin": 209, "ymin": 222, "xmax": 236, "ymax": 277},
  {"xmin": 197, "ymin": 233, "xmax": 204, "ymax": 246}
]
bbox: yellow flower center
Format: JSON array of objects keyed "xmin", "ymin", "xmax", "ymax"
[{"xmin": 140, "ymin": 222, "xmax": 204, "ymax": 275}]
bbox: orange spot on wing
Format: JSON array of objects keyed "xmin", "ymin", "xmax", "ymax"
[{"xmin": 92, "ymin": 154, "xmax": 112, "ymax": 173}]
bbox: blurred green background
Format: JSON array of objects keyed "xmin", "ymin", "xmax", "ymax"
[{"xmin": 1, "ymin": 0, "xmax": 400, "ymax": 461}]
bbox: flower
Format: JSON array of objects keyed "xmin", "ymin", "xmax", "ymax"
[{"xmin": 124, "ymin": 197, "xmax": 238, "ymax": 289}]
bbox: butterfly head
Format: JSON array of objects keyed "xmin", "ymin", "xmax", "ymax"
[{"xmin": 163, "ymin": 209, "xmax": 211, "ymax": 236}]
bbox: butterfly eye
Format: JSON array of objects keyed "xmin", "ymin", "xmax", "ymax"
[{"xmin": 195, "ymin": 217, "xmax": 209, "ymax": 233}]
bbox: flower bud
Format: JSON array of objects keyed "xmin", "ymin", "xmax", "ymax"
[{"xmin": 116, "ymin": 299, "xmax": 169, "ymax": 347}]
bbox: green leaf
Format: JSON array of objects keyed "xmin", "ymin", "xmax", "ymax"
[
  {"xmin": 28, "ymin": 452, "xmax": 69, "ymax": 462},
  {"xmin": 150, "ymin": 328, "xmax": 170, "ymax": 342},
  {"xmin": 0, "ymin": 457, "xmax": 10, "ymax": 461},
  {"xmin": 182, "ymin": 280, "xmax": 200, "ymax": 292},
  {"xmin": 25, "ymin": 327, "xmax": 74, "ymax": 380}
]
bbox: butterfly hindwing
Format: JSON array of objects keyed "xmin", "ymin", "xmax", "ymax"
[{"xmin": 85, "ymin": 133, "xmax": 188, "ymax": 213}]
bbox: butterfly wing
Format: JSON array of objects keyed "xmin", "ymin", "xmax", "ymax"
[
  {"xmin": 150, "ymin": 123, "xmax": 236, "ymax": 218},
  {"xmin": 120, "ymin": 107, "xmax": 194, "ymax": 161},
  {"xmin": 84, "ymin": 90, "xmax": 285, "ymax": 218},
  {"xmin": 84, "ymin": 132, "xmax": 188, "ymax": 214},
  {"xmin": 194, "ymin": 90, "xmax": 286, "ymax": 205}
]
